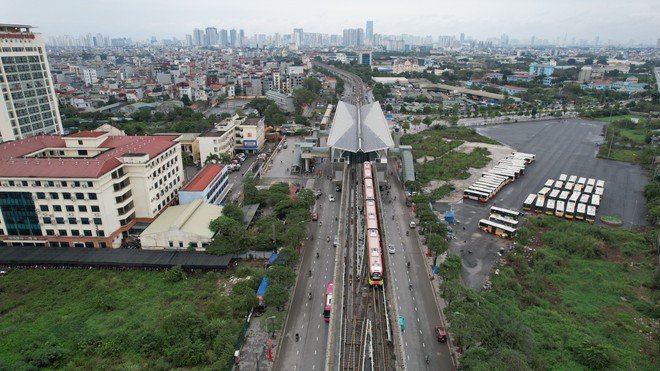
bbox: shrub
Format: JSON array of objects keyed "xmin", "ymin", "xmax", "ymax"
[{"xmin": 164, "ymin": 266, "xmax": 186, "ymax": 282}]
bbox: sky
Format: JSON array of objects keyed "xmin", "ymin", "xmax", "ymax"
[{"xmin": 3, "ymin": 0, "xmax": 659, "ymax": 44}]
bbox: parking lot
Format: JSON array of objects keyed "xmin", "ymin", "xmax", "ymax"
[{"xmin": 438, "ymin": 118, "xmax": 649, "ymax": 290}]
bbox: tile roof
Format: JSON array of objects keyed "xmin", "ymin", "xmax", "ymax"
[
  {"xmin": 0, "ymin": 135, "xmax": 178, "ymax": 179},
  {"xmin": 181, "ymin": 164, "xmax": 224, "ymax": 192}
]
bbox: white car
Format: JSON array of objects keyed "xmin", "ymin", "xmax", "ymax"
[
  {"xmin": 388, "ymin": 244, "xmax": 395, "ymax": 254},
  {"xmin": 328, "ymin": 195, "xmax": 335, "ymax": 202}
]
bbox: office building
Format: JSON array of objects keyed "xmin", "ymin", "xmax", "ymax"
[
  {"xmin": 359, "ymin": 51, "xmax": 372, "ymax": 66},
  {"xmin": 0, "ymin": 24, "xmax": 63, "ymax": 142},
  {"xmin": 230, "ymin": 29, "xmax": 237, "ymax": 47},
  {"xmin": 220, "ymin": 29, "xmax": 229, "ymax": 46},
  {"xmin": 366, "ymin": 21, "xmax": 374, "ymax": 43},
  {"xmin": 342, "ymin": 28, "xmax": 364, "ymax": 47},
  {"xmin": 193, "ymin": 28, "xmax": 204, "ymax": 46},
  {"xmin": 239, "ymin": 29, "xmax": 245, "ymax": 47},
  {"xmin": 0, "ymin": 131, "xmax": 184, "ymax": 248},
  {"xmin": 529, "ymin": 61, "xmax": 556, "ymax": 76},
  {"xmin": 205, "ymin": 27, "xmax": 218, "ymax": 46},
  {"xmin": 293, "ymin": 28, "xmax": 304, "ymax": 47},
  {"xmin": 198, "ymin": 115, "xmax": 266, "ymax": 164}
]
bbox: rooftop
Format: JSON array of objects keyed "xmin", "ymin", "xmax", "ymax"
[
  {"xmin": 181, "ymin": 164, "xmax": 224, "ymax": 192},
  {"xmin": 141, "ymin": 199, "xmax": 223, "ymax": 239},
  {"xmin": 67, "ymin": 130, "xmax": 108, "ymax": 138}
]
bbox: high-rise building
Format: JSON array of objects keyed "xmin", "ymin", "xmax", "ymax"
[
  {"xmin": 366, "ymin": 21, "xmax": 374, "ymax": 43},
  {"xmin": 239, "ymin": 29, "xmax": 245, "ymax": 47},
  {"xmin": 193, "ymin": 28, "xmax": 204, "ymax": 46},
  {"xmin": 342, "ymin": 28, "xmax": 364, "ymax": 47},
  {"xmin": 293, "ymin": 28, "xmax": 304, "ymax": 47},
  {"xmin": 229, "ymin": 29, "xmax": 237, "ymax": 47},
  {"xmin": 205, "ymin": 27, "xmax": 218, "ymax": 46},
  {"xmin": 220, "ymin": 29, "xmax": 229, "ymax": 46},
  {"xmin": 0, "ymin": 24, "xmax": 63, "ymax": 142},
  {"xmin": 185, "ymin": 34, "xmax": 193, "ymax": 46}
]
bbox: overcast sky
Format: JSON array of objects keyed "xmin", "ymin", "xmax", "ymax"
[{"xmin": 4, "ymin": 0, "xmax": 659, "ymax": 44}]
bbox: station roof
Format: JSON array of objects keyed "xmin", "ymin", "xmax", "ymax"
[{"xmin": 327, "ymin": 101, "xmax": 394, "ymax": 153}]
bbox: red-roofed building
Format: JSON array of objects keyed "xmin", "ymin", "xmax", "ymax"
[
  {"xmin": 0, "ymin": 132, "xmax": 184, "ymax": 248},
  {"xmin": 178, "ymin": 164, "xmax": 229, "ymax": 205}
]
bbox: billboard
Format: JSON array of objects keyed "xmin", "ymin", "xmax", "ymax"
[{"xmin": 243, "ymin": 140, "xmax": 258, "ymax": 149}]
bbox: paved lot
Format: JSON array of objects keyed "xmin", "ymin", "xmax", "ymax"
[{"xmin": 440, "ymin": 119, "xmax": 649, "ymax": 290}]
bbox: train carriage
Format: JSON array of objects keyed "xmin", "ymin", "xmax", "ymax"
[
  {"xmin": 367, "ymin": 229, "xmax": 383, "ymax": 285},
  {"xmin": 365, "ymin": 200, "xmax": 379, "ymax": 230}
]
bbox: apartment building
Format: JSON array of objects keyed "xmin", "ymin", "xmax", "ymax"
[
  {"xmin": 0, "ymin": 23, "xmax": 63, "ymax": 142},
  {"xmin": 198, "ymin": 115, "xmax": 266, "ymax": 162},
  {"xmin": 0, "ymin": 131, "xmax": 184, "ymax": 248}
]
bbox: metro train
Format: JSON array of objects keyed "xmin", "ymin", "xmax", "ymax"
[{"xmin": 363, "ymin": 161, "xmax": 383, "ymax": 286}]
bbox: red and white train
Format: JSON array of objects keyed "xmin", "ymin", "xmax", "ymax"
[
  {"xmin": 363, "ymin": 161, "xmax": 383, "ymax": 285},
  {"xmin": 324, "ymin": 281, "xmax": 333, "ymax": 322}
]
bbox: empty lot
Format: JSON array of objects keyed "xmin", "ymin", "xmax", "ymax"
[{"xmin": 440, "ymin": 119, "xmax": 649, "ymax": 290}]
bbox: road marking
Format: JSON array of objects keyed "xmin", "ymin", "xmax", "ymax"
[
  {"xmin": 313, "ymin": 365, "xmax": 316, "ymax": 370},
  {"xmin": 315, "ymin": 350, "xmax": 317, "ymax": 355},
  {"xmin": 423, "ymin": 342, "xmax": 426, "ymax": 348},
  {"xmin": 318, "ymin": 324, "xmax": 320, "ymax": 329},
  {"xmin": 419, "ymin": 329, "xmax": 422, "ymax": 334},
  {"xmin": 317, "ymin": 336, "xmax": 319, "ymax": 341},
  {"xmin": 405, "ymin": 341, "xmax": 408, "ymax": 346},
  {"xmin": 417, "ymin": 318, "xmax": 420, "ymax": 322},
  {"xmin": 297, "ymin": 350, "xmax": 300, "ymax": 355}
]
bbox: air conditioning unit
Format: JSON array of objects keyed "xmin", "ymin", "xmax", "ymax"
[{"xmin": 71, "ymin": 197, "xmax": 77, "ymax": 201}]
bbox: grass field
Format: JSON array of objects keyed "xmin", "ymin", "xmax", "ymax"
[
  {"xmin": 443, "ymin": 217, "xmax": 658, "ymax": 369},
  {"xmin": 0, "ymin": 268, "xmax": 256, "ymax": 370},
  {"xmin": 592, "ymin": 115, "xmax": 642, "ymax": 123}
]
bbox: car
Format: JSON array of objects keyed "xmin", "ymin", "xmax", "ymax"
[
  {"xmin": 436, "ymin": 326, "xmax": 447, "ymax": 342},
  {"xmin": 335, "ymin": 185, "xmax": 341, "ymax": 192},
  {"xmin": 333, "ymin": 237, "xmax": 338, "ymax": 247},
  {"xmin": 388, "ymin": 244, "xmax": 395, "ymax": 254},
  {"xmin": 312, "ymin": 212, "xmax": 318, "ymax": 221},
  {"xmin": 328, "ymin": 195, "xmax": 335, "ymax": 202},
  {"xmin": 315, "ymin": 189, "xmax": 323, "ymax": 198},
  {"xmin": 409, "ymin": 221, "xmax": 416, "ymax": 228}
]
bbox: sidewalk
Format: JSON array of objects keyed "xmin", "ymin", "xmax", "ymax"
[{"xmin": 235, "ymin": 316, "xmax": 274, "ymax": 371}]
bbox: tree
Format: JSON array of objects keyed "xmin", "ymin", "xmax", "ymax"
[
  {"xmin": 292, "ymin": 88, "xmax": 317, "ymax": 112},
  {"xmin": 107, "ymin": 95, "xmax": 119, "ymax": 105},
  {"xmin": 567, "ymin": 58, "xmax": 576, "ymax": 65},
  {"xmin": 422, "ymin": 116, "xmax": 433, "ymax": 126},
  {"xmin": 207, "ymin": 216, "xmax": 247, "ymax": 254},
  {"xmin": 243, "ymin": 176, "xmax": 261, "ymax": 204},
  {"xmin": 181, "ymin": 94, "xmax": 192, "ymax": 106},
  {"xmin": 265, "ymin": 265, "xmax": 296, "ymax": 288},
  {"xmin": 449, "ymin": 115, "xmax": 459, "ymax": 126},
  {"xmin": 294, "ymin": 115, "xmax": 308, "ymax": 126},
  {"xmin": 439, "ymin": 253, "xmax": 462, "ymax": 281},
  {"xmin": 302, "ymin": 77, "xmax": 322, "ymax": 94},
  {"xmin": 385, "ymin": 104, "xmax": 394, "ymax": 112},
  {"xmin": 246, "ymin": 98, "xmax": 275, "ymax": 115},
  {"xmin": 427, "ymin": 232, "xmax": 449, "ymax": 258},
  {"xmin": 264, "ymin": 283, "xmax": 289, "ymax": 309},
  {"xmin": 222, "ymin": 203, "xmax": 244, "ymax": 223}
]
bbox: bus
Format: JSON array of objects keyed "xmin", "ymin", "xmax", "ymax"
[
  {"xmin": 596, "ymin": 180, "xmax": 605, "ymax": 189},
  {"xmin": 510, "ymin": 152, "xmax": 536, "ymax": 164},
  {"xmin": 583, "ymin": 185, "xmax": 594, "ymax": 194},
  {"xmin": 549, "ymin": 189, "xmax": 560, "ymax": 200},
  {"xmin": 487, "ymin": 170, "xmax": 515, "ymax": 182},
  {"xmin": 463, "ymin": 189, "xmax": 490, "ymax": 202},
  {"xmin": 579, "ymin": 194, "xmax": 590, "ymax": 205},
  {"xmin": 564, "ymin": 182, "xmax": 575, "ymax": 192},
  {"xmin": 568, "ymin": 175, "xmax": 578, "ymax": 183},
  {"xmin": 565, "ymin": 202, "xmax": 576, "ymax": 219},
  {"xmin": 587, "ymin": 178, "xmax": 596, "ymax": 187},
  {"xmin": 559, "ymin": 190, "xmax": 570, "ymax": 202},
  {"xmin": 590, "ymin": 194, "xmax": 601, "ymax": 209},
  {"xmin": 469, "ymin": 185, "xmax": 496, "ymax": 197},
  {"xmin": 594, "ymin": 187, "xmax": 604, "ymax": 197},
  {"xmin": 324, "ymin": 282, "xmax": 333, "ymax": 322},
  {"xmin": 493, "ymin": 166, "xmax": 524, "ymax": 177},
  {"xmin": 476, "ymin": 178, "xmax": 504, "ymax": 188},
  {"xmin": 537, "ymin": 187, "xmax": 551, "ymax": 198},
  {"xmin": 553, "ymin": 181, "xmax": 564, "ymax": 189},
  {"xmin": 490, "ymin": 206, "xmax": 522, "ymax": 220},
  {"xmin": 489, "ymin": 214, "xmax": 519, "ymax": 228},
  {"xmin": 586, "ymin": 205, "xmax": 597, "ymax": 223},
  {"xmin": 573, "ymin": 184, "xmax": 584, "ymax": 193},
  {"xmin": 478, "ymin": 219, "xmax": 516, "ymax": 239},
  {"xmin": 523, "ymin": 194, "xmax": 536, "ymax": 211},
  {"xmin": 482, "ymin": 174, "xmax": 508, "ymax": 183},
  {"xmin": 558, "ymin": 173, "xmax": 568, "ymax": 182},
  {"xmin": 569, "ymin": 192, "xmax": 581, "ymax": 203},
  {"xmin": 577, "ymin": 177, "xmax": 587, "ymax": 185},
  {"xmin": 534, "ymin": 197, "xmax": 545, "ymax": 213},
  {"xmin": 544, "ymin": 179, "xmax": 555, "ymax": 188},
  {"xmin": 545, "ymin": 199, "xmax": 556, "ymax": 215},
  {"xmin": 576, "ymin": 203, "xmax": 587, "ymax": 220},
  {"xmin": 555, "ymin": 200, "xmax": 565, "ymax": 217}
]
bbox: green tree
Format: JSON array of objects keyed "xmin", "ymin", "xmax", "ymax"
[
  {"xmin": 222, "ymin": 203, "xmax": 244, "ymax": 223},
  {"xmin": 181, "ymin": 94, "xmax": 192, "ymax": 106},
  {"xmin": 294, "ymin": 115, "xmax": 308, "ymax": 126},
  {"xmin": 292, "ymin": 88, "xmax": 317, "ymax": 112},
  {"xmin": 207, "ymin": 216, "xmax": 247, "ymax": 254},
  {"xmin": 265, "ymin": 265, "xmax": 296, "ymax": 288},
  {"xmin": 264, "ymin": 283, "xmax": 289, "ymax": 309},
  {"xmin": 246, "ymin": 98, "xmax": 275, "ymax": 115},
  {"xmin": 439, "ymin": 253, "xmax": 462, "ymax": 281},
  {"xmin": 302, "ymin": 77, "xmax": 322, "ymax": 94},
  {"xmin": 243, "ymin": 176, "xmax": 261, "ymax": 204}
]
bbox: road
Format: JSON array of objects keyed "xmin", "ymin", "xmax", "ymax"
[
  {"xmin": 383, "ymin": 164, "xmax": 453, "ymax": 370},
  {"xmin": 272, "ymin": 161, "xmax": 339, "ymax": 371}
]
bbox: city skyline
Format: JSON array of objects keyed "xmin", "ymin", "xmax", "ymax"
[{"xmin": 4, "ymin": 0, "xmax": 659, "ymax": 45}]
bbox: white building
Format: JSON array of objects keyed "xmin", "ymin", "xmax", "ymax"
[
  {"xmin": 198, "ymin": 115, "xmax": 266, "ymax": 163},
  {"xmin": 139, "ymin": 199, "xmax": 222, "ymax": 250},
  {"xmin": 81, "ymin": 68, "xmax": 98, "ymax": 86},
  {"xmin": 0, "ymin": 131, "xmax": 184, "ymax": 248},
  {"xmin": 0, "ymin": 23, "xmax": 63, "ymax": 142},
  {"xmin": 393, "ymin": 59, "xmax": 421, "ymax": 74}
]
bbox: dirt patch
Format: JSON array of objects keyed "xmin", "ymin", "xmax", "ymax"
[
  {"xmin": 424, "ymin": 141, "xmax": 514, "ymax": 203},
  {"xmin": 219, "ymin": 275, "xmax": 251, "ymax": 295}
]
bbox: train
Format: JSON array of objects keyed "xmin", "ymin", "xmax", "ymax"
[{"xmin": 363, "ymin": 161, "xmax": 383, "ymax": 286}]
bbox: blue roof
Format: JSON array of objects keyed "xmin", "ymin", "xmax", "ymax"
[
  {"xmin": 267, "ymin": 253, "xmax": 278, "ymax": 266},
  {"xmin": 256, "ymin": 277, "xmax": 268, "ymax": 298}
]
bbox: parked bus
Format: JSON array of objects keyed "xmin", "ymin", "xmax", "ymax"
[
  {"xmin": 555, "ymin": 200, "xmax": 565, "ymax": 217},
  {"xmin": 596, "ymin": 180, "xmax": 605, "ymax": 189},
  {"xmin": 489, "ymin": 214, "xmax": 519, "ymax": 228},
  {"xmin": 463, "ymin": 189, "xmax": 490, "ymax": 202},
  {"xmin": 545, "ymin": 199, "xmax": 556, "ymax": 215},
  {"xmin": 478, "ymin": 219, "xmax": 516, "ymax": 239},
  {"xmin": 493, "ymin": 166, "xmax": 524, "ymax": 177},
  {"xmin": 487, "ymin": 170, "xmax": 515, "ymax": 182},
  {"xmin": 586, "ymin": 205, "xmax": 597, "ymax": 223},
  {"xmin": 510, "ymin": 152, "xmax": 536, "ymax": 164},
  {"xmin": 576, "ymin": 203, "xmax": 587, "ymax": 220},
  {"xmin": 579, "ymin": 194, "xmax": 590, "ymax": 205},
  {"xmin": 324, "ymin": 282, "xmax": 333, "ymax": 322},
  {"xmin": 559, "ymin": 190, "xmax": 570, "ymax": 202},
  {"xmin": 523, "ymin": 194, "xmax": 536, "ymax": 211},
  {"xmin": 537, "ymin": 187, "xmax": 551, "ymax": 198},
  {"xmin": 594, "ymin": 187, "xmax": 604, "ymax": 197},
  {"xmin": 469, "ymin": 185, "xmax": 496, "ymax": 197},
  {"xmin": 564, "ymin": 182, "xmax": 575, "ymax": 192},
  {"xmin": 549, "ymin": 189, "xmax": 560, "ymax": 200},
  {"xmin": 587, "ymin": 178, "xmax": 596, "ymax": 187},
  {"xmin": 590, "ymin": 194, "xmax": 601, "ymax": 209},
  {"xmin": 565, "ymin": 202, "xmax": 576, "ymax": 219},
  {"xmin": 577, "ymin": 177, "xmax": 587, "ymax": 185},
  {"xmin": 558, "ymin": 173, "xmax": 568, "ymax": 182},
  {"xmin": 553, "ymin": 181, "xmax": 564, "ymax": 189},
  {"xmin": 583, "ymin": 185, "xmax": 594, "ymax": 194},
  {"xmin": 573, "ymin": 184, "xmax": 584, "ymax": 193},
  {"xmin": 482, "ymin": 174, "xmax": 507, "ymax": 183},
  {"xmin": 544, "ymin": 179, "xmax": 555, "ymax": 188},
  {"xmin": 568, "ymin": 175, "xmax": 577, "ymax": 183},
  {"xmin": 534, "ymin": 197, "xmax": 545, "ymax": 213},
  {"xmin": 490, "ymin": 206, "xmax": 522, "ymax": 220},
  {"xmin": 569, "ymin": 192, "xmax": 581, "ymax": 203},
  {"xmin": 476, "ymin": 178, "xmax": 504, "ymax": 189}
]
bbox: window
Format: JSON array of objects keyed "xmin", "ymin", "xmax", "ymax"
[
  {"xmin": 46, "ymin": 229, "xmax": 55, "ymax": 236},
  {"xmin": 78, "ymin": 205, "xmax": 87, "ymax": 212},
  {"xmin": 61, "ymin": 181, "xmax": 67, "ymax": 187},
  {"xmin": 78, "ymin": 140, "xmax": 83, "ymax": 145},
  {"xmin": 71, "ymin": 230, "xmax": 80, "ymax": 236},
  {"xmin": 62, "ymin": 192, "xmax": 71, "ymax": 200},
  {"xmin": 53, "ymin": 205, "xmax": 62, "ymax": 212},
  {"xmin": 83, "ymin": 230, "xmax": 92, "ymax": 236},
  {"xmin": 98, "ymin": 230, "xmax": 105, "ymax": 237},
  {"xmin": 93, "ymin": 218, "xmax": 102, "ymax": 225},
  {"xmin": 168, "ymin": 241, "xmax": 174, "ymax": 247},
  {"xmin": 55, "ymin": 217, "xmax": 64, "ymax": 224},
  {"xmin": 73, "ymin": 181, "xmax": 80, "ymax": 187},
  {"xmin": 49, "ymin": 192, "xmax": 59, "ymax": 199},
  {"xmin": 40, "ymin": 205, "xmax": 49, "ymax": 211},
  {"xmin": 88, "ymin": 193, "xmax": 97, "ymax": 200},
  {"xmin": 179, "ymin": 241, "xmax": 184, "ymax": 247},
  {"xmin": 68, "ymin": 217, "xmax": 77, "ymax": 224},
  {"xmin": 58, "ymin": 230, "xmax": 67, "ymax": 236},
  {"xmin": 36, "ymin": 192, "xmax": 46, "ymax": 199},
  {"xmin": 66, "ymin": 205, "xmax": 74, "ymax": 212},
  {"xmin": 87, "ymin": 182, "xmax": 93, "ymax": 187},
  {"xmin": 43, "ymin": 217, "xmax": 51, "ymax": 224},
  {"xmin": 81, "ymin": 218, "xmax": 90, "ymax": 225},
  {"xmin": 91, "ymin": 205, "xmax": 100, "ymax": 212},
  {"xmin": 75, "ymin": 193, "xmax": 84, "ymax": 199}
]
